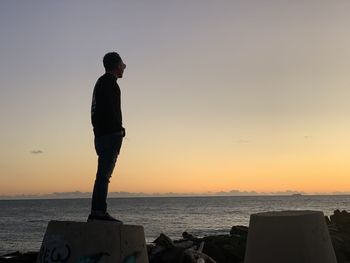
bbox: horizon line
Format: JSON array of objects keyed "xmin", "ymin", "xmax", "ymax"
[{"xmin": 1, "ymin": 190, "xmax": 350, "ymax": 200}]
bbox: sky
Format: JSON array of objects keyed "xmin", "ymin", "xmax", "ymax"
[{"xmin": 1, "ymin": 1, "xmax": 350, "ymax": 196}]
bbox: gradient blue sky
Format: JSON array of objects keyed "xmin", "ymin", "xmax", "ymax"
[{"xmin": 1, "ymin": 1, "xmax": 350, "ymax": 195}]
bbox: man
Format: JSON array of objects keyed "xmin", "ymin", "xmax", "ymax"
[{"xmin": 88, "ymin": 52, "xmax": 126, "ymax": 222}]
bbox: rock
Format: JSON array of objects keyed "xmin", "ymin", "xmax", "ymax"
[
  {"xmin": 182, "ymin": 232, "xmax": 195, "ymax": 240},
  {"xmin": 202, "ymin": 235, "xmax": 245, "ymax": 263},
  {"xmin": 230, "ymin": 226, "xmax": 248, "ymax": 238},
  {"xmin": 183, "ymin": 249, "xmax": 215, "ymax": 263},
  {"xmin": 177, "ymin": 233, "xmax": 202, "ymax": 250},
  {"xmin": 173, "ymin": 240, "xmax": 194, "ymax": 249},
  {"xmin": 330, "ymin": 210, "xmax": 350, "ymax": 232},
  {"xmin": 150, "ymin": 247, "xmax": 185, "ymax": 263},
  {"xmin": 197, "ymin": 242, "xmax": 204, "ymax": 253},
  {"xmin": 147, "ymin": 243, "xmax": 165, "ymax": 258},
  {"xmin": 153, "ymin": 233, "xmax": 175, "ymax": 248},
  {"xmin": 150, "ymin": 233, "xmax": 216, "ymax": 263},
  {"xmin": 182, "ymin": 232, "xmax": 201, "ymax": 243}
]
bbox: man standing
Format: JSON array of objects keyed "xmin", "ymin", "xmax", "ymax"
[{"xmin": 88, "ymin": 52, "xmax": 126, "ymax": 222}]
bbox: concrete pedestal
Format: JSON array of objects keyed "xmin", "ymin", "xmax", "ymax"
[
  {"xmin": 244, "ymin": 210, "xmax": 337, "ymax": 263},
  {"xmin": 36, "ymin": 221, "xmax": 148, "ymax": 263}
]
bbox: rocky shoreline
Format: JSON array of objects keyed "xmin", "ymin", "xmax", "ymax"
[{"xmin": 1, "ymin": 209, "xmax": 350, "ymax": 263}]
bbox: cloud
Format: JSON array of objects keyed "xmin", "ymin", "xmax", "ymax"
[{"xmin": 31, "ymin": 150, "xmax": 43, "ymax": 154}]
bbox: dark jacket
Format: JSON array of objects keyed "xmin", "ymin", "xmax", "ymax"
[{"xmin": 91, "ymin": 73, "xmax": 124, "ymax": 137}]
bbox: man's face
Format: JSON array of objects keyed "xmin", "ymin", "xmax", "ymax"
[{"xmin": 116, "ymin": 60, "xmax": 126, "ymax": 78}]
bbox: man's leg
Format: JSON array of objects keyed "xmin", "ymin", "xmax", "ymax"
[
  {"xmin": 90, "ymin": 133, "xmax": 123, "ymax": 215},
  {"xmin": 91, "ymin": 151, "xmax": 117, "ymax": 213}
]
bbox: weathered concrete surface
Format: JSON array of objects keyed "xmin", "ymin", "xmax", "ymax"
[
  {"xmin": 244, "ymin": 210, "xmax": 337, "ymax": 263},
  {"xmin": 36, "ymin": 221, "xmax": 148, "ymax": 263}
]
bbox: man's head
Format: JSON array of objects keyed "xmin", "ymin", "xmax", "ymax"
[{"xmin": 103, "ymin": 52, "xmax": 126, "ymax": 78}]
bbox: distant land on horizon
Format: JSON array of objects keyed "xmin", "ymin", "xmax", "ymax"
[{"xmin": 1, "ymin": 190, "xmax": 350, "ymax": 200}]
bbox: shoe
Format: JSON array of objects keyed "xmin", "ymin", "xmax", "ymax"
[{"xmin": 87, "ymin": 212, "xmax": 123, "ymax": 223}]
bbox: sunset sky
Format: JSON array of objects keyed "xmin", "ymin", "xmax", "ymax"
[{"xmin": 1, "ymin": 1, "xmax": 350, "ymax": 196}]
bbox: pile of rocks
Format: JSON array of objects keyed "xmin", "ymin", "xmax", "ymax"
[{"xmin": 148, "ymin": 226, "xmax": 248, "ymax": 263}]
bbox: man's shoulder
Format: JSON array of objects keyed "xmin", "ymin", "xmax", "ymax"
[
  {"xmin": 97, "ymin": 73, "xmax": 114, "ymax": 83},
  {"xmin": 95, "ymin": 74, "xmax": 117, "ymax": 89}
]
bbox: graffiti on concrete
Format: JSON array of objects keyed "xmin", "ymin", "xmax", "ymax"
[
  {"xmin": 122, "ymin": 250, "xmax": 142, "ymax": 263},
  {"xmin": 38, "ymin": 235, "xmax": 71, "ymax": 263},
  {"xmin": 76, "ymin": 252, "xmax": 110, "ymax": 263}
]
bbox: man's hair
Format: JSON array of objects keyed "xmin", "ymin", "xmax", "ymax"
[{"xmin": 103, "ymin": 52, "xmax": 122, "ymax": 71}]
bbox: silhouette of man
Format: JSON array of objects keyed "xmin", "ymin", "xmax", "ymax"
[{"xmin": 88, "ymin": 52, "xmax": 126, "ymax": 222}]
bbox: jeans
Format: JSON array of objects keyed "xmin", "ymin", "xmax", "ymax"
[{"xmin": 91, "ymin": 132, "xmax": 123, "ymax": 213}]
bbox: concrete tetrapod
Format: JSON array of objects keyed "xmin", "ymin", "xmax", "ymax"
[
  {"xmin": 36, "ymin": 221, "xmax": 148, "ymax": 263},
  {"xmin": 244, "ymin": 210, "xmax": 337, "ymax": 263}
]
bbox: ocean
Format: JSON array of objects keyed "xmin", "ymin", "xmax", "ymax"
[{"xmin": 0, "ymin": 195, "xmax": 349, "ymax": 255}]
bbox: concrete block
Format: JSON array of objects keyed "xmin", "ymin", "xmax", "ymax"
[
  {"xmin": 244, "ymin": 210, "xmax": 337, "ymax": 263},
  {"xmin": 36, "ymin": 221, "xmax": 148, "ymax": 263}
]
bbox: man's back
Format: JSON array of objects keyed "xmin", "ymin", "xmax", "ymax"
[{"xmin": 91, "ymin": 73, "xmax": 123, "ymax": 137}]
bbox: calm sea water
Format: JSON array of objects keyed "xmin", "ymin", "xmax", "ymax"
[{"xmin": 0, "ymin": 195, "xmax": 349, "ymax": 255}]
